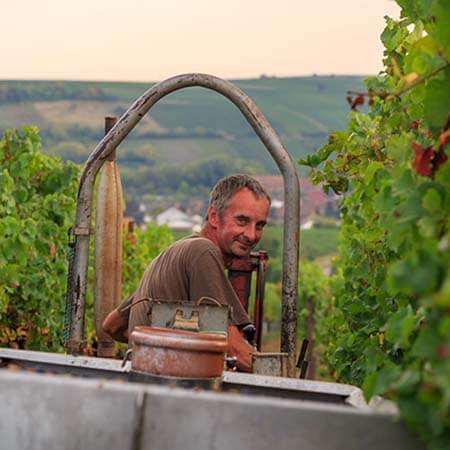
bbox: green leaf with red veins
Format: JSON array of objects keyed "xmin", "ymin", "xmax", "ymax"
[{"xmin": 423, "ymin": 67, "xmax": 450, "ymax": 131}]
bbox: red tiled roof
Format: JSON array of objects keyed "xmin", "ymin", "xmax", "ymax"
[{"xmin": 254, "ymin": 174, "xmax": 331, "ymax": 217}]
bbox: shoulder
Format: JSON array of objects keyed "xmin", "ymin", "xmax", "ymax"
[
  {"xmin": 177, "ymin": 235, "xmax": 217, "ymax": 251},
  {"xmin": 176, "ymin": 235, "xmax": 222, "ymax": 263}
]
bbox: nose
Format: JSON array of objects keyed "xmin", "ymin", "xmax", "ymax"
[{"xmin": 243, "ymin": 224, "xmax": 257, "ymax": 243}]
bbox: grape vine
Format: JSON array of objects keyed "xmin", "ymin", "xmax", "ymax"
[
  {"xmin": 0, "ymin": 127, "xmax": 174, "ymax": 352},
  {"xmin": 301, "ymin": 1, "xmax": 449, "ymax": 447},
  {"xmin": 0, "ymin": 127, "xmax": 79, "ymax": 350}
]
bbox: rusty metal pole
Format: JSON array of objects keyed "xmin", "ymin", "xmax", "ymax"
[
  {"xmin": 93, "ymin": 117, "xmax": 123, "ymax": 358},
  {"xmin": 228, "ymin": 257, "xmax": 256, "ymax": 312},
  {"xmin": 67, "ymin": 74, "xmax": 300, "ymax": 374},
  {"xmin": 253, "ymin": 251, "xmax": 267, "ymax": 351}
]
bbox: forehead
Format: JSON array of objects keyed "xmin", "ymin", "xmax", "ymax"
[{"xmin": 225, "ymin": 188, "xmax": 270, "ymax": 216}]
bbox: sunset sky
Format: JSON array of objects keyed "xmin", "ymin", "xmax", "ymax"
[{"xmin": 2, "ymin": 0, "xmax": 400, "ymax": 82}]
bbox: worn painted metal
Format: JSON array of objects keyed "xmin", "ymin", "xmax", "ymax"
[
  {"xmin": 253, "ymin": 250, "xmax": 267, "ymax": 350},
  {"xmin": 0, "ymin": 369, "xmax": 423, "ymax": 450},
  {"xmin": 66, "ymin": 74, "xmax": 300, "ymax": 368},
  {"xmin": 93, "ymin": 116, "xmax": 123, "ymax": 357},
  {"xmin": 151, "ymin": 300, "xmax": 229, "ymax": 334},
  {"xmin": 227, "ymin": 254, "xmax": 257, "ymax": 312},
  {"xmin": 0, "ymin": 347, "xmax": 395, "ymax": 411},
  {"xmin": 130, "ymin": 326, "xmax": 228, "ymax": 378},
  {"xmin": 0, "ymin": 347, "xmax": 128, "ymax": 381},
  {"xmin": 252, "ymin": 352, "xmax": 289, "ymax": 377}
]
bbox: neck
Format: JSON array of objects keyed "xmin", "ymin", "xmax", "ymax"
[{"xmin": 200, "ymin": 223, "xmax": 233, "ymax": 268}]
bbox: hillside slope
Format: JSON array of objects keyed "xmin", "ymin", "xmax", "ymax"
[{"xmin": 0, "ymin": 76, "xmax": 364, "ymax": 199}]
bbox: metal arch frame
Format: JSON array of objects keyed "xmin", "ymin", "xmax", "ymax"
[{"xmin": 67, "ymin": 73, "xmax": 300, "ymax": 363}]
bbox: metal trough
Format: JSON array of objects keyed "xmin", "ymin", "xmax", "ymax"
[{"xmin": 0, "ymin": 348, "xmax": 422, "ymax": 450}]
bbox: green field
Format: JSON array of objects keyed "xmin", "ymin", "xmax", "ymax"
[{"xmin": 0, "ymin": 76, "xmax": 365, "ymax": 197}]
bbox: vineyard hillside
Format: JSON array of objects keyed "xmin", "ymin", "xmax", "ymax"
[{"xmin": 0, "ymin": 76, "xmax": 364, "ymax": 173}]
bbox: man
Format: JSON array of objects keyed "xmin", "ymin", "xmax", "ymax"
[{"xmin": 103, "ymin": 174, "xmax": 271, "ymax": 371}]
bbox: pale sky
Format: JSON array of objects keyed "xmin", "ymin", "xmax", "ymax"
[{"xmin": 1, "ymin": 0, "xmax": 400, "ymax": 82}]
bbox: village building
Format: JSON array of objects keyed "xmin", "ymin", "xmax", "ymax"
[{"xmin": 156, "ymin": 207, "xmax": 202, "ymax": 232}]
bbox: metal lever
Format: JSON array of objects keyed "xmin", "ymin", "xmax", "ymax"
[
  {"xmin": 296, "ymin": 339, "xmax": 309, "ymax": 379},
  {"xmin": 241, "ymin": 324, "xmax": 256, "ymax": 346},
  {"xmin": 121, "ymin": 349, "xmax": 132, "ymax": 368},
  {"xmin": 225, "ymin": 356, "xmax": 237, "ymax": 371}
]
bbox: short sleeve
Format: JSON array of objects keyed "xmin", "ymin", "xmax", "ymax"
[
  {"xmin": 117, "ymin": 293, "xmax": 134, "ymax": 320},
  {"xmin": 189, "ymin": 249, "xmax": 251, "ymax": 326}
]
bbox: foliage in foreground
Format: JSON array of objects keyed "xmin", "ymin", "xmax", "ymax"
[
  {"xmin": 0, "ymin": 128, "xmax": 79, "ymax": 350},
  {"xmin": 300, "ymin": 1, "xmax": 450, "ymax": 447},
  {"xmin": 0, "ymin": 128, "xmax": 173, "ymax": 351}
]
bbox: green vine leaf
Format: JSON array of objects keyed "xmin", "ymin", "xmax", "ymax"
[{"xmin": 300, "ymin": 1, "xmax": 450, "ymax": 446}]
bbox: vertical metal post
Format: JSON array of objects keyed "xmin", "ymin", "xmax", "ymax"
[
  {"xmin": 253, "ymin": 251, "xmax": 267, "ymax": 351},
  {"xmin": 228, "ymin": 257, "xmax": 256, "ymax": 312},
  {"xmin": 280, "ymin": 175, "xmax": 300, "ymax": 369},
  {"xmin": 105, "ymin": 117, "xmax": 118, "ymax": 160},
  {"xmin": 94, "ymin": 117, "xmax": 120, "ymax": 358}
]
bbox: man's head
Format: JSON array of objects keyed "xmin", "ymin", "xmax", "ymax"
[{"xmin": 204, "ymin": 174, "xmax": 271, "ymax": 260}]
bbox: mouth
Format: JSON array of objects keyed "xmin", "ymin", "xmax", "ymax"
[{"xmin": 235, "ymin": 240, "xmax": 253, "ymax": 251}]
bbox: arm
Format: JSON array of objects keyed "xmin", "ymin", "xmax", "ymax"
[
  {"xmin": 102, "ymin": 294, "xmax": 133, "ymax": 344},
  {"xmin": 189, "ymin": 249, "xmax": 255, "ymax": 371}
]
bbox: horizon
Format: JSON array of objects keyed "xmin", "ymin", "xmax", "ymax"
[{"xmin": 0, "ymin": 73, "xmax": 369, "ymax": 84}]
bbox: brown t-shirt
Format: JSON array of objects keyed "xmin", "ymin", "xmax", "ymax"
[{"xmin": 118, "ymin": 235, "xmax": 250, "ymax": 340}]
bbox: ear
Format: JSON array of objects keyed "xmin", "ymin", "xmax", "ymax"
[{"xmin": 208, "ymin": 206, "xmax": 219, "ymax": 229}]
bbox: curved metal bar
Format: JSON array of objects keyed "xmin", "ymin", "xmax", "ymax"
[{"xmin": 68, "ymin": 73, "xmax": 300, "ymax": 363}]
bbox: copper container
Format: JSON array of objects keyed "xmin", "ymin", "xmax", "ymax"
[{"xmin": 131, "ymin": 326, "xmax": 228, "ymax": 379}]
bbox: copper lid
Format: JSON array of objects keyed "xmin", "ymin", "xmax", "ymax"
[{"xmin": 131, "ymin": 326, "xmax": 228, "ymax": 353}]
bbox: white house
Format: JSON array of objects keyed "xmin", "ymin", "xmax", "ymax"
[{"xmin": 156, "ymin": 207, "xmax": 197, "ymax": 232}]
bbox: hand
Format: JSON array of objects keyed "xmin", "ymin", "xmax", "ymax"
[
  {"xmin": 102, "ymin": 309, "xmax": 129, "ymax": 344},
  {"xmin": 227, "ymin": 325, "xmax": 255, "ymax": 373}
]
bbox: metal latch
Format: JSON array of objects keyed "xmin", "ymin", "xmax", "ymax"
[{"xmin": 171, "ymin": 309, "xmax": 200, "ymax": 332}]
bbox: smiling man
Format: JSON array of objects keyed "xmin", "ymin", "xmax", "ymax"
[{"xmin": 103, "ymin": 174, "xmax": 271, "ymax": 371}]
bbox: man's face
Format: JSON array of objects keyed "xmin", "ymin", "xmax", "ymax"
[{"xmin": 209, "ymin": 188, "xmax": 270, "ymax": 259}]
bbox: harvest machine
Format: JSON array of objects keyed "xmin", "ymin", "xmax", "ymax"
[{"xmin": 0, "ymin": 74, "xmax": 422, "ymax": 450}]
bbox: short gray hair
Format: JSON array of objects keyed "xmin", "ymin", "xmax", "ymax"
[{"xmin": 206, "ymin": 174, "xmax": 271, "ymax": 219}]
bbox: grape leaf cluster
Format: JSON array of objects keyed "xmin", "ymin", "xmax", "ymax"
[
  {"xmin": 0, "ymin": 127, "xmax": 79, "ymax": 350},
  {"xmin": 0, "ymin": 127, "xmax": 174, "ymax": 352},
  {"xmin": 300, "ymin": 1, "xmax": 449, "ymax": 447}
]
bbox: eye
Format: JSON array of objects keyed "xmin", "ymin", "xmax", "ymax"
[
  {"xmin": 256, "ymin": 222, "xmax": 266, "ymax": 231},
  {"xmin": 235, "ymin": 215, "xmax": 249, "ymax": 225}
]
